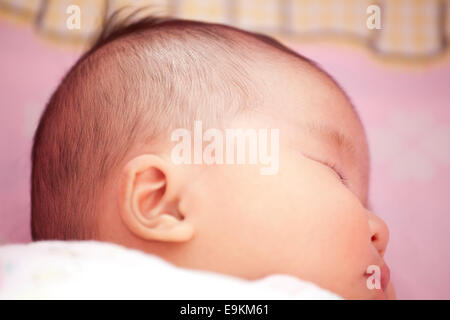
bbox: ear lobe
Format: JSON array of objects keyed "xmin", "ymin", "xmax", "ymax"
[{"xmin": 119, "ymin": 155, "xmax": 194, "ymax": 242}]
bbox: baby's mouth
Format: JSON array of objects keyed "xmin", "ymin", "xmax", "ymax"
[
  {"xmin": 364, "ymin": 263, "xmax": 390, "ymax": 292},
  {"xmin": 380, "ymin": 264, "xmax": 391, "ymax": 292}
]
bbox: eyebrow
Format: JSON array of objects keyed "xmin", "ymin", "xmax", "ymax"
[{"xmin": 303, "ymin": 122, "xmax": 357, "ymax": 158}]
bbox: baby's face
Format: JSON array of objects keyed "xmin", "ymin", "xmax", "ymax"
[{"xmin": 176, "ymin": 62, "xmax": 391, "ymax": 299}]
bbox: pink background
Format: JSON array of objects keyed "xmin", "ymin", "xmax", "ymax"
[{"xmin": 1, "ymin": 20, "xmax": 449, "ymax": 299}]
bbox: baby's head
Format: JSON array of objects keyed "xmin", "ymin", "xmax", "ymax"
[{"xmin": 31, "ymin": 15, "xmax": 391, "ymax": 299}]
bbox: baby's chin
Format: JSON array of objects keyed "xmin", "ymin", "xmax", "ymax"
[
  {"xmin": 339, "ymin": 280, "xmax": 391, "ymax": 300},
  {"xmin": 362, "ymin": 284, "xmax": 393, "ymax": 300},
  {"xmin": 365, "ymin": 281, "xmax": 395, "ymax": 300},
  {"xmin": 343, "ymin": 290, "xmax": 385, "ymax": 300},
  {"xmin": 382, "ymin": 281, "xmax": 396, "ymax": 300}
]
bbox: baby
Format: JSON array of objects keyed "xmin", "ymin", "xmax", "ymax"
[{"xmin": 31, "ymin": 14, "xmax": 394, "ymax": 299}]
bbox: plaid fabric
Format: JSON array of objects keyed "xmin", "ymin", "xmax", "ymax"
[
  {"xmin": 0, "ymin": 0, "xmax": 41, "ymax": 19},
  {"xmin": 39, "ymin": 0, "xmax": 105, "ymax": 40},
  {"xmin": 106, "ymin": 0, "xmax": 169, "ymax": 17},
  {"xmin": 177, "ymin": 0, "xmax": 229, "ymax": 23},
  {"xmin": 287, "ymin": 0, "xmax": 372, "ymax": 36},
  {"xmin": 0, "ymin": 0, "xmax": 448, "ymax": 59},
  {"xmin": 375, "ymin": 0, "xmax": 444, "ymax": 57}
]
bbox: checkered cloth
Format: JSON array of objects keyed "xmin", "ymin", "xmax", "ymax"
[{"xmin": 0, "ymin": 0, "xmax": 448, "ymax": 59}]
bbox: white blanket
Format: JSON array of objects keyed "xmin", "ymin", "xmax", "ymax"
[{"xmin": 0, "ymin": 240, "xmax": 341, "ymax": 299}]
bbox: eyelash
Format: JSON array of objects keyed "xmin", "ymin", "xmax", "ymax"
[
  {"xmin": 302, "ymin": 153, "xmax": 349, "ymax": 186},
  {"xmin": 320, "ymin": 159, "xmax": 349, "ymax": 186}
]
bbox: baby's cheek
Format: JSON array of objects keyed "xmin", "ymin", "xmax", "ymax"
[{"xmin": 311, "ymin": 187, "xmax": 372, "ymax": 262}]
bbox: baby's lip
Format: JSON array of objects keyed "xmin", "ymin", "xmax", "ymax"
[
  {"xmin": 364, "ymin": 263, "xmax": 390, "ymax": 292},
  {"xmin": 380, "ymin": 264, "xmax": 391, "ymax": 292}
]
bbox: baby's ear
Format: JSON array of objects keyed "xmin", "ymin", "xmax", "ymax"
[{"xmin": 118, "ymin": 154, "xmax": 194, "ymax": 242}]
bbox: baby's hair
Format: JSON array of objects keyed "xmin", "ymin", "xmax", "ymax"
[{"xmin": 31, "ymin": 11, "xmax": 320, "ymax": 240}]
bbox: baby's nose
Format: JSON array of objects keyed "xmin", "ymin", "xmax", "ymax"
[{"xmin": 367, "ymin": 211, "xmax": 390, "ymax": 257}]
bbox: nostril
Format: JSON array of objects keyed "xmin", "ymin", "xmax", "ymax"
[{"xmin": 371, "ymin": 234, "xmax": 378, "ymax": 242}]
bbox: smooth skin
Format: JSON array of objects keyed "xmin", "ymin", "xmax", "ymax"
[{"xmin": 98, "ymin": 54, "xmax": 395, "ymax": 300}]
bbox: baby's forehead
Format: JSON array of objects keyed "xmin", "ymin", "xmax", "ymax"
[{"xmin": 250, "ymin": 57, "xmax": 369, "ymax": 194}]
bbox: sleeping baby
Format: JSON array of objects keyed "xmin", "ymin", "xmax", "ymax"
[{"xmin": 30, "ymin": 14, "xmax": 394, "ymax": 299}]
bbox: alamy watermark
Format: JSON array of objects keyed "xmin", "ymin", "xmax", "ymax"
[
  {"xmin": 366, "ymin": 265, "xmax": 381, "ymax": 290},
  {"xmin": 366, "ymin": 5, "xmax": 382, "ymax": 30},
  {"xmin": 66, "ymin": 5, "xmax": 81, "ymax": 30},
  {"xmin": 170, "ymin": 121, "xmax": 279, "ymax": 175}
]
